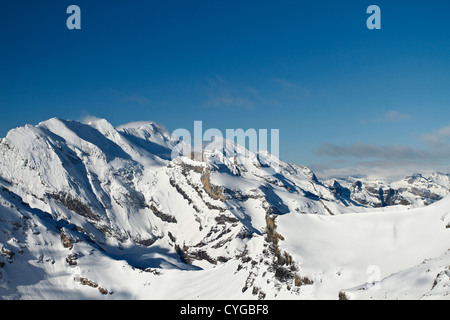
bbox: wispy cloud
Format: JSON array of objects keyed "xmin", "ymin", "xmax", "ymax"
[
  {"xmin": 122, "ymin": 94, "xmax": 151, "ymax": 106},
  {"xmin": 272, "ymin": 78, "xmax": 310, "ymax": 97},
  {"xmin": 202, "ymin": 76, "xmax": 256, "ymax": 110},
  {"xmin": 420, "ymin": 125, "xmax": 450, "ymax": 147},
  {"xmin": 313, "ymin": 123, "xmax": 450, "ymax": 179},
  {"xmin": 80, "ymin": 114, "xmax": 103, "ymax": 124},
  {"xmin": 203, "ymin": 94, "xmax": 255, "ymax": 109},
  {"xmin": 201, "ymin": 76, "xmax": 311, "ymax": 110},
  {"xmin": 312, "ymin": 160, "xmax": 450, "ymax": 181},
  {"xmin": 315, "ymin": 142, "xmax": 426, "ymax": 160},
  {"xmin": 103, "ymin": 88, "xmax": 151, "ymax": 106},
  {"xmin": 362, "ymin": 110, "xmax": 412, "ymax": 124},
  {"xmin": 382, "ymin": 110, "xmax": 412, "ymax": 122}
]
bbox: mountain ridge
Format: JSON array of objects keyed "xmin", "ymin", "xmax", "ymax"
[{"xmin": 0, "ymin": 117, "xmax": 449, "ymax": 299}]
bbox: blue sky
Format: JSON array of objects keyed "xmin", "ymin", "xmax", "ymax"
[{"xmin": 1, "ymin": 1, "xmax": 450, "ymax": 178}]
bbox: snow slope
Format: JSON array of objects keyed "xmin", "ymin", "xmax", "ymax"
[{"xmin": 276, "ymin": 195, "xmax": 450, "ymax": 299}]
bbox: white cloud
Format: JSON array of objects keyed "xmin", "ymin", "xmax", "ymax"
[
  {"xmin": 102, "ymin": 88, "xmax": 151, "ymax": 106},
  {"xmin": 363, "ymin": 110, "xmax": 412, "ymax": 124},
  {"xmin": 315, "ymin": 142, "xmax": 426, "ymax": 160},
  {"xmin": 313, "ymin": 123, "xmax": 450, "ymax": 179},
  {"xmin": 272, "ymin": 78, "xmax": 310, "ymax": 97},
  {"xmin": 122, "ymin": 95, "xmax": 151, "ymax": 106},
  {"xmin": 80, "ymin": 114, "xmax": 103, "ymax": 124},
  {"xmin": 421, "ymin": 125, "xmax": 450, "ymax": 146},
  {"xmin": 202, "ymin": 76, "xmax": 256, "ymax": 110},
  {"xmin": 203, "ymin": 94, "xmax": 254, "ymax": 109},
  {"xmin": 383, "ymin": 110, "xmax": 412, "ymax": 122},
  {"xmin": 312, "ymin": 160, "xmax": 450, "ymax": 181}
]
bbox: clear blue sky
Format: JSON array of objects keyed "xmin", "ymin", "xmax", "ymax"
[{"xmin": 1, "ymin": 1, "xmax": 449, "ymax": 177}]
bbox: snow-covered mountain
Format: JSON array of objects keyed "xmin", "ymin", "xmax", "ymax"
[
  {"xmin": 0, "ymin": 118, "xmax": 449, "ymax": 300},
  {"xmin": 325, "ymin": 172, "xmax": 450, "ymax": 208}
]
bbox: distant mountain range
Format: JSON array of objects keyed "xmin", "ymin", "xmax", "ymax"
[{"xmin": 325, "ymin": 172, "xmax": 450, "ymax": 208}]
